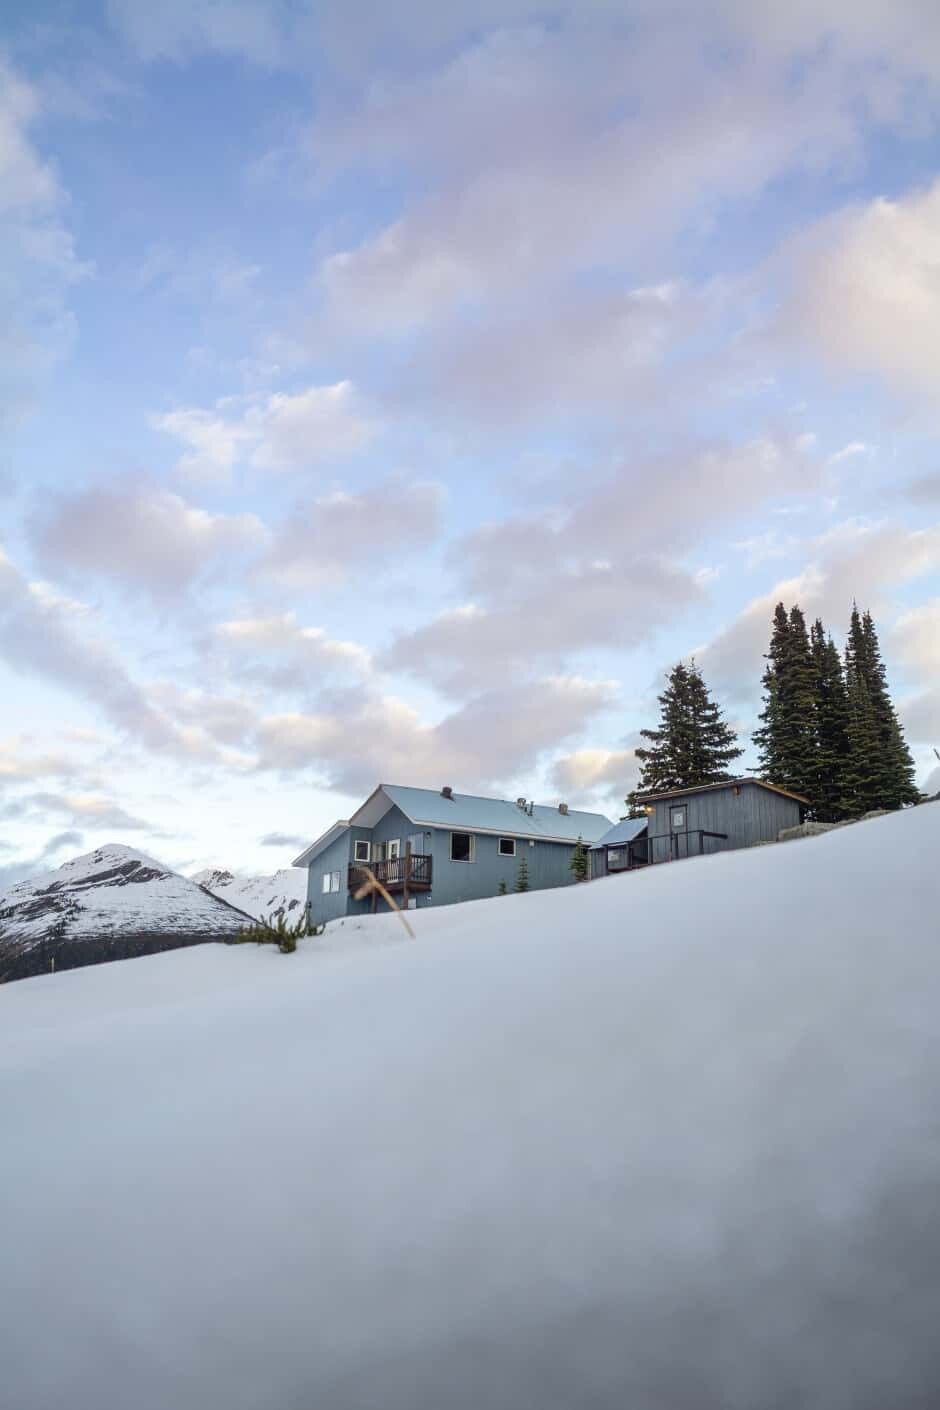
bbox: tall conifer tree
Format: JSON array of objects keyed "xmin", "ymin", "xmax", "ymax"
[
  {"xmin": 810, "ymin": 618, "xmax": 852, "ymax": 822},
  {"xmin": 753, "ymin": 603, "xmax": 817, "ymax": 802},
  {"xmin": 847, "ymin": 606, "xmax": 919, "ymax": 809},
  {"xmin": 634, "ymin": 660, "xmax": 741, "ymax": 796}
]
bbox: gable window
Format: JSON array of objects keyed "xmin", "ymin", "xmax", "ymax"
[
  {"xmin": 498, "ymin": 837, "xmax": 516, "ymax": 857},
  {"xmin": 353, "ymin": 840, "xmax": 371, "ymax": 864},
  {"xmin": 450, "ymin": 832, "xmax": 475, "ymax": 862},
  {"xmin": 321, "ymin": 870, "xmax": 341, "ymax": 894}
]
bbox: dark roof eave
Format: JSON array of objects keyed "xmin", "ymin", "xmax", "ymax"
[{"xmin": 633, "ymin": 777, "xmax": 810, "ymax": 806}]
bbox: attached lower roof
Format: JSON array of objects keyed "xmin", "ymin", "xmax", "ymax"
[
  {"xmin": 633, "ymin": 777, "xmax": 810, "ymax": 806},
  {"xmin": 590, "ymin": 817, "xmax": 649, "ymax": 850}
]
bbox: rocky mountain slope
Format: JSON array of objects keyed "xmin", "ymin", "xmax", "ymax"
[
  {"xmin": 191, "ymin": 866, "xmax": 308, "ymax": 922},
  {"xmin": 0, "ymin": 844, "xmax": 252, "ymax": 983}
]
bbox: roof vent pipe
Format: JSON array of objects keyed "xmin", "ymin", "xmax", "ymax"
[
  {"xmin": 558, "ymin": 802, "xmax": 569, "ymax": 815},
  {"xmin": 516, "ymin": 797, "xmax": 527, "ymax": 809},
  {"xmin": 441, "ymin": 785, "xmax": 454, "ymax": 799}
]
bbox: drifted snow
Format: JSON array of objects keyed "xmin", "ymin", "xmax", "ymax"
[
  {"xmin": 1, "ymin": 806, "xmax": 939, "ymax": 1409},
  {"xmin": 191, "ymin": 864, "xmax": 308, "ymax": 922}
]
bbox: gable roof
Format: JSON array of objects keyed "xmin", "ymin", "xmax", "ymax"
[
  {"xmin": 377, "ymin": 784, "xmax": 612, "ymax": 843},
  {"xmin": 292, "ymin": 785, "xmax": 613, "ymax": 866},
  {"xmin": 633, "ymin": 777, "xmax": 810, "ymax": 806},
  {"xmin": 292, "ymin": 821, "xmax": 350, "ymax": 869},
  {"xmin": 590, "ymin": 817, "xmax": 649, "ymax": 850}
]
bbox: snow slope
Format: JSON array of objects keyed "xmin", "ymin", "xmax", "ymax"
[
  {"xmin": 1, "ymin": 805, "xmax": 939, "ymax": 1409},
  {"xmin": 0, "ymin": 844, "xmax": 251, "ymax": 982},
  {"xmin": 191, "ymin": 864, "xmax": 308, "ymax": 922}
]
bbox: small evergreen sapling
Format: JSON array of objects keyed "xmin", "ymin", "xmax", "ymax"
[
  {"xmin": 497, "ymin": 879, "xmax": 508, "ymax": 896},
  {"xmin": 230, "ymin": 908, "xmax": 324, "ymax": 954},
  {"xmin": 514, "ymin": 854, "xmax": 530, "ymax": 893},
  {"xmin": 569, "ymin": 836, "xmax": 589, "ymax": 882}
]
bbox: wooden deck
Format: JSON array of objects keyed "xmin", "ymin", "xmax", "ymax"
[{"xmin": 348, "ymin": 854, "xmax": 433, "ymax": 894}]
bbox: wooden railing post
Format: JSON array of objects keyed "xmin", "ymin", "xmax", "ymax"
[{"xmin": 403, "ymin": 840, "xmax": 411, "ymax": 910}]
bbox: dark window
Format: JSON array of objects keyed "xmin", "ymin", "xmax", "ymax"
[
  {"xmin": 451, "ymin": 832, "xmax": 474, "ymax": 862},
  {"xmin": 498, "ymin": 837, "xmax": 516, "ymax": 857},
  {"xmin": 353, "ymin": 839, "xmax": 370, "ymax": 863}
]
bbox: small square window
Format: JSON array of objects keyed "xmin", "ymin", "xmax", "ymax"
[
  {"xmin": 354, "ymin": 840, "xmax": 370, "ymax": 863},
  {"xmin": 322, "ymin": 870, "xmax": 341, "ymax": 894},
  {"xmin": 451, "ymin": 832, "xmax": 474, "ymax": 862},
  {"xmin": 670, "ymin": 807, "xmax": 686, "ymax": 832},
  {"xmin": 498, "ymin": 837, "xmax": 516, "ymax": 857}
]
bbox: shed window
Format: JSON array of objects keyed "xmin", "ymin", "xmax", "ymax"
[
  {"xmin": 450, "ymin": 832, "xmax": 475, "ymax": 862},
  {"xmin": 498, "ymin": 837, "xmax": 516, "ymax": 857},
  {"xmin": 670, "ymin": 807, "xmax": 686, "ymax": 832},
  {"xmin": 321, "ymin": 870, "xmax": 341, "ymax": 894},
  {"xmin": 353, "ymin": 839, "xmax": 371, "ymax": 863}
]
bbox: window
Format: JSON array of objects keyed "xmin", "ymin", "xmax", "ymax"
[
  {"xmin": 498, "ymin": 837, "xmax": 516, "ymax": 857},
  {"xmin": 407, "ymin": 833, "xmax": 424, "ymax": 857},
  {"xmin": 670, "ymin": 807, "xmax": 686, "ymax": 832},
  {"xmin": 450, "ymin": 832, "xmax": 475, "ymax": 862},
  {"xmin": 353, "ymin": 839, "xmax": 371, "ymax": 863},
  {"xmin": 387, "ymin": 838, "xmax": 400, "ymax": 860},
  {"xmin": 373, "ymin": 841, "xmax": 386, "ymax": 863},
  {"xmin": 321, "ymin": 870, "xmax": 341, "ymax": 893}
]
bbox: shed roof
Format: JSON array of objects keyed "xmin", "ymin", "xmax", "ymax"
[
  {"xmin": 633, "ymin": 777, "xmax": 810, "ymax": 806},
  {"xmin": 590, "ymin": 817, "xmax": 649, "ymax": 850}
]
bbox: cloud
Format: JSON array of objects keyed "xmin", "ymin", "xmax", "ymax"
[
  {"xmin": 31, "ymin": 484, "xmax": 266, "ymax": 601},
  {"xmin": 256, "ymin": 675, "xmax": 615, "ymax": 796},
  {"xmin": 907, "ymin": 474, "xmax": 940, "ymax": 505},
  {"xmin": 3, "ymin": 792, "xmax": 157, "ymax": 833},
  {"xmin": 215, "ymin": 615, "xmax": 372, "ymax": 680},
  {"xmin": 0, "ymin": 61, "xmax": 87, "ymax": 425},
  {"xmin": 107, "ymin": 0, "xmax": 296, "ymax": 66},
  {"xmin": 262, "ymin": 476, "xmax": 444, "ymax": 589},
  {"xmin": 259, "ymin": 831, "xmax": 308, "ymax": 849},
  {"xmin": 0, "ymin": 737, "xmax": 83, "ymax": 781},
  {"xmin": 891, "ymin": 598, "xmax": 940, "ymax": 681},
  {"xmin": 699, "ymin": 520, "xmax": 940, "ymax": 701},
  {"xmin": 153, "ymin": 382, "xmax": 376, "ymax": 482},
  {"xmin": 0, "ymin": 547, "xmax": 203, "ymax": 756},
  {"xmin": 549, "ymin": 748, "xmax": 639, "ymax": 801},
  {"xmin": 383, "ymin": 435, "xmax": 819, "ymax": 692},
  {"xmin": 775, "ymin": 180, "xmax": 940, "ymax": 404}
]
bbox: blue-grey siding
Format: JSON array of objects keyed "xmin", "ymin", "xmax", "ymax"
[
  {"xmin": 307, "ymin": 806, "xmax": 588, "ymax": 923},
  {"xmin": 645, "ymin": 784, "xmax": 801, "ymax": 863}
]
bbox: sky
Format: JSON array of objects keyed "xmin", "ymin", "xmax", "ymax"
[{"xmin": 1, "ymin": 0, "xmax": 939, "ymax": 883}]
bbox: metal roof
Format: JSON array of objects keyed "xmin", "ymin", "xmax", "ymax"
[
  {"xmin": 380, "ymin": 785, "xmax": 613, "ymax": 843},
  {"xmin": 633, "ymin": 777, "xmax": 810, "ymax": 806},
  {"xmin": 292, "ymin": 786, "xmax": 613, "ymax": 866},
  {"xmin": 590, "ymin": 817, "xmax": 649, "ymax": 850}
]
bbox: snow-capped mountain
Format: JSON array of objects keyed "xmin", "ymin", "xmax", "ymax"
[
  {"xmin": 192, "ymin": 866, "xmax": 308, "ymax": 923},
  {"xmin": 0, "ymin": 844, "xmax": 253, "ymax": 983}
]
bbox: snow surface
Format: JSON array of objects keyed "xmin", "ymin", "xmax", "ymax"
[
  {"xmin": 191, "ymin": 864, "xmax": 308, "ymax": 922},
  {"xmin": 2, "ymin": 806, "xmax": 939, "ymax": 1409}
]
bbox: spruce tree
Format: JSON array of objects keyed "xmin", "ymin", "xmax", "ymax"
[
  {"xmin": 847, "ymin": 606, "xmax": 919, "ymax": 809},
  {"xmin": 569, "ymin": 836, "xmax": 589, "ymax": 882},
  {"xmin": 514, "ymin": 854, "xmax": 530, "ymax": 893},
  {"xmin": 843, "ymin": 642, "xmax": 881, "ymax": 814},
  {"xmin": 634, "ymin": 660, "xmax": 741, "ymax": 796},
  {"xmin": 753, "ymin": 603, "xmax": 818, "ymax": 803},
  {"xmin": 810, "ymin": 618, "xmax": 852, "ymax": 822}
]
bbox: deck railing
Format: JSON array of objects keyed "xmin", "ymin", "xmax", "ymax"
[
  {"xmin": 606, "ymin": 829, "xmax": 728, "ymax": 872},
  {"xmin": 348, "ymin": 854, "xmax": 433, "ymax": 892}
]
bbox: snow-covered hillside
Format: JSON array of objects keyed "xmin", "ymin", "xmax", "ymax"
[
  {"xmin": 191, "ymin": 864, "xmax": 307, "ymax": 922},
  {"xmin": 0, "ymin": 844, "xmax": 251, "ymax": 982},
  {"xmin": 2, "ymin": 805, "xmax": 939, "ymax": 1409}
]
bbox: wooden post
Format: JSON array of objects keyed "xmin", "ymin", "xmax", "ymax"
[{"xmin": 403, "ymin": 840, "xmax": 411, "ymax": 911}]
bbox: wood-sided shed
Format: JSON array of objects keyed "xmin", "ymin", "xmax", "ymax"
[{"xmin": 633, "ymin": 778, "xmax": 809, "ymax": 864}]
